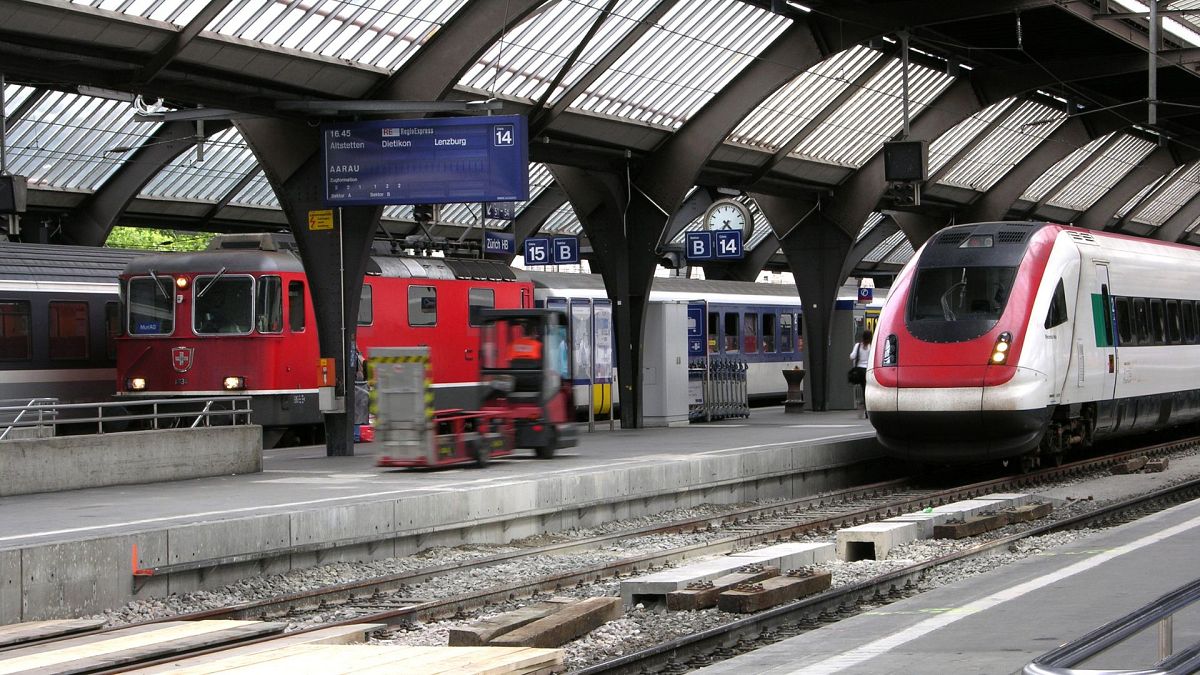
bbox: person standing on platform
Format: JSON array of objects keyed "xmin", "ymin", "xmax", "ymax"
[{"xmin": 848, "ymin": 329, "xmax": 871, "ymax": 418}]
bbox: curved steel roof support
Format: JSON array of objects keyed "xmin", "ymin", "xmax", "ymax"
[
  {"xmin": 132, "ymin": 0, "xmax": 236, "ymax": 86},
  {"xmin": 701, "ymin": 232, "xmax": 781, "ymax": 283},
  {"xmin": 839, "ymin": 214, "xmax": 900, "ymax": 281},
  {"xmin": 1110, "ymin": 160, "xmax": 1194, "ymax": 232},
  {"xmin": 1074, "ymin": 146, "xmax": 1178, "ymax": 229},
  {"xmin": 1153, "ymin": 190, "xmax": 1200, "ymax": 242},
  {"xmin": 236, "ymin": 117, "xmax": 380, "ymax": 457},
  {"xmin": 197, "ymin": 167, "xmax": 261, "ymax": 230},
  {"xmin": 753, "ymin": 192, "xmax": 851, "ymax": 412},
  {"xmin": 65, "ymin": 118, "xmax": 230, "ymax": 246},
  {"xmin": 887, "ymin": 210, "xmax": 944, "ymax": 249}
]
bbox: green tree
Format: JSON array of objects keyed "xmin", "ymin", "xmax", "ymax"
[{"xmin": 105, "ymin": 226, "xmax": 215, "ymax": 251}]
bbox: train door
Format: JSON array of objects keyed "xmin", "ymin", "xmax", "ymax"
[{"xmin": 1093, "ymin": 263, "xmax": 1118, "ymax": 411}]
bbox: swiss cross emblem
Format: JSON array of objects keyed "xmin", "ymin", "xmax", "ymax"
[{"xmin": 171, "ymin": 346, "xmax": 194, "ymax": 373}]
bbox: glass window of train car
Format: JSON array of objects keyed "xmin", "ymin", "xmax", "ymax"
[
  {"xmin": 409, "ymin": 286, "xmax": 437, "ymax": 326},
  {"xmin": 194, "ymin": 276, "xmax": 253, "ymax": 334},
  {"xmin": 763, "ymin": 313, "xmax": 777, "ymax": 352},
  {"xmin": 105, "ymin": 302, "xmax": 120, "ymax": 360},
  {"xmin": 909, "ymin": 267, "xmax": 1017, "ymax": 323},
  {"xmin": 288, "ymin": 281, "xmax": 305, "ymax": 332},
  {"xmin": 743, "ymin": 313, "xmax": 758, "ymax": 353},
  {"xmin": 1100, "ymin": 285, "xmax": 1114, "ymax": 348},
  {"xmin": 1150, "ymin": 299, "xmax": 1166, "ymax": 345},
  {"xmin": 1134, "ymin": 298, "xmax": 1150, "ymax": 344},
  {"xmin": 1185, "ymin": 301, "xmax": 1197, "ymax": 344},
  {"xmin": 1115, "ymin": 297, "xmax": 1133, "ymax": 345},
  {"xmin": 723, "ymin": 313, "xmax": 739, "ymax": 353},
  {"xmin": 780, "ymin": 313, "xmax": 794, "ymax": 352},
  {"xmin": 49, "ymin": 301, "xmax": 89, "ymax": 360},
  {"xmin": 256, "ymin": 276, "xmax": 284, "ymax": 334},
  {"xmin": 1167, "ymin": 300, "xmax": 1182, "ymax": 344},
  {"xmin": 708, "ymin": 312, "xmax": 719, "ymax": 353},
  {"xmin": 468, "ymin": 288, "xmax": 495, "ymax": 327},
  {"xmin": 358, "ymin": 284, "xmax": 373, "ymax": 326},
  {"xmin": 0, "ymin": 301, "xmax": 31, "ymax": 360},
  {"xmin": 128, "ymin": 277, "xmax": 174, "ymax": 335},
  {"xmin": 1044, "ymin": 280, "xmax": 1069, "ymax": 329}
]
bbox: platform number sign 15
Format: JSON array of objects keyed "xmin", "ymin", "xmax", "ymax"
[{"xmin": 493, "ymin": 124, "xmax": 515, "ymax": 147}]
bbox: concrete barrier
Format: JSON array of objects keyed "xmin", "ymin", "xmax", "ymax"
[{"xmin": 0, "ymin": 427, "xmax": 262, "ymax": 497}]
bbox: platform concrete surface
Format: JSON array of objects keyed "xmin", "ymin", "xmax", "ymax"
[
  {"xmin": 0, "ymin": 408, "xmax": 881, "ymax": 622},
  {"xmin": 692, "ymin": 496, "xmax": 1200, "ymax": 675}
]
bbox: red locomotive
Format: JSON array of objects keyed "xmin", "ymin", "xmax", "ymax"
[{"xmin": 115, "ymin": 233, "xmax": 547, "ymax": 448}]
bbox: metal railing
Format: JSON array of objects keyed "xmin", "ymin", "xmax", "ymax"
[
  {"xmin": 0, "ymin": 397, "xmax": 58, "ymax": 441},
  {"xmin": 0, "ymin": 396, "xmax": 253, "ymax": 439},
  {"xmin": 1024, "ymin": 576, "xmax": 1200, "ymax": 675}
]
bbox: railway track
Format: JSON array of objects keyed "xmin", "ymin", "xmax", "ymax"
[{"xmin": 14, "ymin": 436, "xmax": 1200, "ymax": 673}]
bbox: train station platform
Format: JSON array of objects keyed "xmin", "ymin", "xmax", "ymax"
[
  {"xmin": 0, "ymin": 408, "xmax": 882, "ymax": 624},
  {"xmin": 694, "ymin": 491, "xmax": 1200, "ymax": 675}
]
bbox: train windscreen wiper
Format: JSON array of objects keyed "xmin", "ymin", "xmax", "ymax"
[
  {"xmin": 147, "ymin": 269, "xmax": 169, "ymax": 300},
  {"xmin": 197, "ymin": 266, "xmax": 227, "ymax": 299}
]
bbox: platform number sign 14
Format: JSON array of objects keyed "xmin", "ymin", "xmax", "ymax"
[
  {"xmin": 714, "ymin": 230, "xmax": 743, "ymax": 259},
  {"xmin": 493, "ymin": 124, "xmax": 515, "ymax": 147}
]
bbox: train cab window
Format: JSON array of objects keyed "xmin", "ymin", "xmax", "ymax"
[
  {"xmin": 468, "ymin": 288, "xmax": 495, "ymax": 327},
  {"xmin": 49, "ymin": 301, "xmax": 89, "ymax": 360},
  {"xmin": 1167, "ymin": 300, "xmax": 1182, "ymax": 344},
  {"xmin": 780, "ymin": 313, "xmax": 794, "ymax": 352},
  {"xmin": 1044, "ymin": 280, "xmax": 1068, "ymax": 329},
  {"xmin": 128, "ymin": 276, "xmax": 175, "ymax": 335},
  {"xmin": 409, "ymin": 286, "xmax": 437, "ymax": 326},
  {"xmin": 708, "ymin": 312, "xmax": 719, "ymax": 354},
  {"xmin": 288, "ymin": 281, "xmax": 305, "ymax": 332},
  {"xmin": 358, "ymin": 284, "xmax": 373, "ymax": 326},
  {"xmin": 255, "ymin": 276, "xmax": 284, "ymax": 334},
  {"xmin": 1184, "ymin": 301, "xmax": 1197, "ymax": 344},
  {"xmin": 105, "ymin": 302, "xmax": 120, "ymax": 360},
  {"xmin": 194, "ymin": 275, "xmax": 253, "ymax": 335},
  {"xmin": 762, "ymin": 313, "xmax": 777, "ymax": 353},
  {"xmin": 0, "ymin": 300, "xmax": 31, "ymax": 360},
  {"xmin": 1134, "ymin": 298, "xmax": 1150, "ymax": 345},
  {"xmin": 723, "ymin": 313, "xmax": 739, "ymax": 353},
  {"xmin": 1115, "ymin": 297, "xmax": 1133, "ymax": 346},
  {"xmin": 743, "ymin": 313, "xmax": 758, "ymax": 353},
  {"xmin": 1150, "ymin": 299, "xmax": 1166, "ymax": 345}
]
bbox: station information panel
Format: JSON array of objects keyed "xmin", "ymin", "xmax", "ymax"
[{"xmin": 322, "ymin": 115, "xmax": 529, "ymax": 206}]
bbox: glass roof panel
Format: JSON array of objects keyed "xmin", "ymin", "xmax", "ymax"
[
  {"xmin": 141, "ymin": 127, "xmax": 256, "ymax": 201},
  {"xmin": 460, "ymin": 0, "xmax": 656, "ymax": 103},
  {"xmin": 69, "ymin": 0, "xmax": 205, "ymax": 26},
  {"xmin": 2, "ymin": 84, "xmax": 36, "ymax": 117},
  {"xmin": 569, "ymin": 0, "xmax": 791, "ymax": 129},
  {"xmin": 1131, "ymin": 162, "xmax": 1200, "ymax": 226},
  {"xmin": 791, "ymin": 58, "xmax": 956, "ymax": 168},
  {"xmin": 541, "ymin": 201, "xmax": 582, "ymax": 235},
  {"xmin": 856, "ymin": 211, "xmax": 886, "ymax": 243},
  {"xmin": 3, "ymin": 89, "xmax": 163, "ymax": 191},
  {"xmin": 727, "ymin": 45, "xmax": 881, "ymax": 152},
  {"xmin": 883, "ymin": 239, "xmax": 915, "ymax": 265},
  {"xmin": 208, "ymin": 0, "xmax": 468, "ymax": 72},
  {"xmin": 1185, "ymin": 211, "xmax": 1200, "ymax": 236},
  {"xmin": 1047, "ymin": 134, "xmax": 1157, "ymax": 212},
  {"xmin": 228, "ymin": 170, "xmax": 278, "ymax": 208},
  {"xmin": 1115, "ymin": 167, "xmax": 1176, "ymax": 219},
  {"xmin": 863, "ymin": 230, "xmax": 906, "ymax": 263},
  {"xmin": 937, "ymin": 100, "xmax": 1066, "ymax": 192},
  {"xmin": 1021, "ymin": 132, "xmax": 1111, "ymax": 203},
  {"xmin": 926, "ymin": 98, "xmax": 1015, "ymax": 176}
]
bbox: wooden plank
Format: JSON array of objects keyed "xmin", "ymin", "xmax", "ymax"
[
  {"xmin": 0, "ymin": 621, "xmax": 106, "ymax": 650},
  {"xmin": 490, "ymin": 597, "xmax": 621, "ymax": 648},
  {"xmin": 717, "ymin": 571, "xmax": 832, "ymax": 613},
  {"xmin": 131, "ymin": 624, "xmax": 384, "ymax": 674},
  {"xmin": 449, "ymin": 598, "xmax": 575, "ymax": 646},
  {"xmin": 666, "ymin": 566, "xmax": 779, "ymax": 611},
  {"xmin": 1005, "ymin": 502, "xmax": 1053, "ymax": 523},
  {"xmin": 933, "ymin": 512, "xmax": 1011, "ymax": 539},
  {"xmin": 0, "ymin": 621, "xmax": 283, "ymax": 675},
  {"xmin": 424, "ymin": 646, "xmax": 563, "ymax": 675}
]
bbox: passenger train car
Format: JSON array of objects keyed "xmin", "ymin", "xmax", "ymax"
[
  {"xmin": 0, "ymin": 241, "xmax": 136, "ymax": 408},
  {"xmin": 867, "ymin": 221, "xmax": 1200, "ymax": 468}
]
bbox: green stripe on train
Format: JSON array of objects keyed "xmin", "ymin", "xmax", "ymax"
[{"xmin": 1091, "ymin": 293, "xmax": 1112, "ymax": 347}]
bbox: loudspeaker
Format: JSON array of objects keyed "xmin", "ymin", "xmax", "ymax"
[
  {"xmin": 0, "ymin": 175, "xmax": 27, "ymax": 214},
  {"xmin": 883, "ymin": 141, "xmax": 928, "ymax": 182}
]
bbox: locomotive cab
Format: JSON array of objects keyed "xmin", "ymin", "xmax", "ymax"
[{"xmin": 868, "ymin": 222, "xmax": 1056, "ymax": 463}]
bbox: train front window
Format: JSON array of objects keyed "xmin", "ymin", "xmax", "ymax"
[
  {"xmin": 128, "ymin": 277, "xmax": 175, "ymax": 335},
  {"xmin": 194, "ymin": 275, "xmax": 253, "ymax": 335},
  {"xmin": 256, "ymin": 276, "xmax": 283, "ymax": 334},
  {"xmin": 907, "ymin": 266, "xmax": 1017, "ymax": 341}
]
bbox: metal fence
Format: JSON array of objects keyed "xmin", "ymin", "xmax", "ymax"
[{"xmin": 0, "ymin": 396, "xmax": 254, "ymax": 441}]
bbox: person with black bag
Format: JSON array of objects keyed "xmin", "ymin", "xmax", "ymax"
[{"xmin": 848, "ymin": 329, "xmax": 871, "ymax": 418}]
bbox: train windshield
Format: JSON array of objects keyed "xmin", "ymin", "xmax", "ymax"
[
  {"xmin": 907, "ymin": 266, "xmax": 1017, "ymax": 341},
  {"xmin": 194, "ymin": 275, "xmax": 253, "ymax": 334},
  {"xmin": 128, "ymin": 277, "xmax": 175, "ymax": 335}
]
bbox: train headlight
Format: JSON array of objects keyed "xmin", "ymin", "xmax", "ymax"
[
  {"xmin": 127, "ymin": 377, "xmax": 146, "ymax": 391},
  {"xmin": 175, "ymin": 276, "xmax": 188, "ymax": 289},
  {"xmin": 222, "ymin": 376, "xmax": 245, "ymax": 390},
  {"xmin": 881, "ymin": 334, "xmax": 898, "ymax": 366},
  {"xmin": 990, "ymin": 332, "xmax": 1013, "ymax": 365}
]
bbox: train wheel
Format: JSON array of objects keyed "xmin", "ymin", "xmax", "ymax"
[{"xmin": 535, "ymin": 427, "xmax": 557, "ymax": 460}]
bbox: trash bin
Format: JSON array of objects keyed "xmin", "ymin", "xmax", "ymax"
[{"xmin": 782, "ymin": 367, "xmax": 805, "ymax": 413}]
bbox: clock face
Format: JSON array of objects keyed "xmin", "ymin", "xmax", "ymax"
[{"xmin": 706, "ymin": 200, "xmax": 751, "ymax": 232}]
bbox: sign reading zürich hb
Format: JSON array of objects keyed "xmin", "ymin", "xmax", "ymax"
[{"xmin": 321, "ymin": 115, "xmax": 529, "ymax": 206}]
